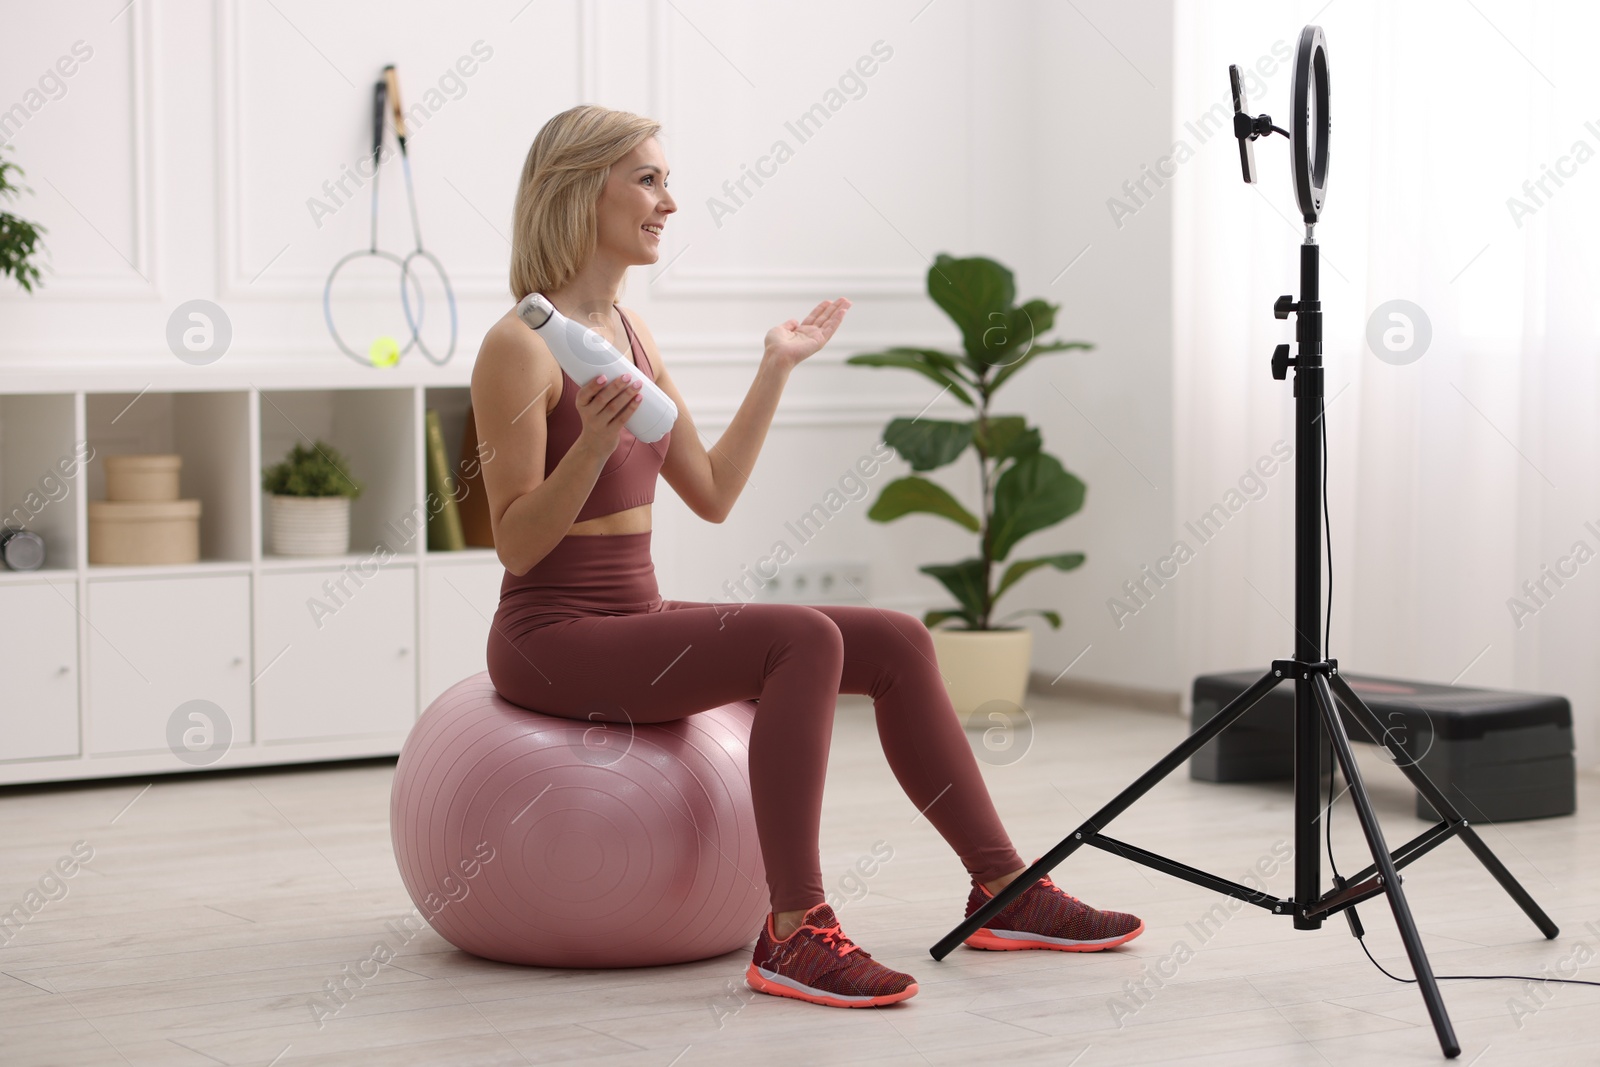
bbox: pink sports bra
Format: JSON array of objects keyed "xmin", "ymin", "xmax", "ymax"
[{"xmin": 541, "ymin": 304, "xmax": 672, "ymax": 524}]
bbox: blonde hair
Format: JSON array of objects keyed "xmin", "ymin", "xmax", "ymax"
[{"xmin": 509, "ymin": 104, "xmax": 662, "ymax": 300}]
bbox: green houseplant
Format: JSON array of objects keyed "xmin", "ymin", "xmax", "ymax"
[
  {"xmin": 261, "ymin": 440, "xmax": 363, "ymax": 556},
  {"xmin": 847, "ymin": 253, "xmax": 1092, "ymax": 712},
  {"xmin": 0, "ymin": 142, "xmax": 48, "ymax": 292}
]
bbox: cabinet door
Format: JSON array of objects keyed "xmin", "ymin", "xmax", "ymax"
[
  {"xmin": 421, "ymin": 560, "xmax": 503, "ymax": 709},
  {"xmin": 0, "ymin": 579, "xmax": 81, "ymax": 761},
  {"xmin": 255, "ymin": 566, "xmax": 416, "ymax": 742},
  {"xmin": 87, "ymin": 575, "xmax": 252, "ymax": 756}
]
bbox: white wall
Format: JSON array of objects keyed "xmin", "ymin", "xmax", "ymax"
[
  {"xmin": 1, "ymin": 0, "xmax": 1176, "ymax": 696},
  {"xmin": 1023, "ymin": 0, "xmax": 1177, "ymax": 694}
]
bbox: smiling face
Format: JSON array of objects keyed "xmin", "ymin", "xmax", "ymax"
[{"xmin": 595, "ymin": 136, "xmax": 675, "ymax": 266}]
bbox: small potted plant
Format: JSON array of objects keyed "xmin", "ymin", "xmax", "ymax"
[
  {"xmin": 262, "ymin": 439, "xmax": 363, "ymax": 556},
  {"xmin": 0, "ymin": 142, "xmax": 48, "ymax": 292},
  {"xmin": 847, "ymin": 253, "xmax": 1092, "ymax": 714}
]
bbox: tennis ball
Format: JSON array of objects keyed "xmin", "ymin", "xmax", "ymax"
[{"xmin": 369, "ymin": 335, "xmax": 400, "ymax": 367}]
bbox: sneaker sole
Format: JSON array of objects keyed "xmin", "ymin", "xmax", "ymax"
[
  {"xmin": 963, "ymin": 919, "xmax": 1145, "ymax": 952},
  {"xmin": 745, "ymin": 963, "xmax": 918, "ymax": 1007}
]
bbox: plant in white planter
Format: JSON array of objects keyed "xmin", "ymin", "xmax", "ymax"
[
  {"xmin": 847, "ymin": 253, "xmax": 1092, "ymax": 714},
  {"xmin": 261, "ymin": 440, "xmax": 363, "ymax": 556}
]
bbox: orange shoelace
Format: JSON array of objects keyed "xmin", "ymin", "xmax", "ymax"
[
  {"xmin": 1035, "ymin": 875, "xmax": 1086, "ymax": 907},
  {"xmin": 813, "ymin": 925, "xmax": 861, "ymax": 957},
  {"xmin": 990, "ymin": 874, "xmax": 1087, "ymax": 911}
]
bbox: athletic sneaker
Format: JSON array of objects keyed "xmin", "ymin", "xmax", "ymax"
[
  {"xmin": 745, "ymin": 902, "xmax": 918, "ymax": 1007},
  {"xmin": 963, "ymin": 868, "xmax": 1144, "ymax": 951}
]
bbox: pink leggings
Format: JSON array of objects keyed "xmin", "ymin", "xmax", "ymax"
[{"xmin": 487, "ymin": 530, "xmax": 1025, "ymax": 913}]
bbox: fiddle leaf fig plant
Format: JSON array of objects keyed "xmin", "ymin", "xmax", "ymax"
[{"xmin": 847, "ymin": 253, "xmax": 1092, "ymax": 631}]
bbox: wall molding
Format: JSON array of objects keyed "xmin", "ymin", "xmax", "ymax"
[
  {"xmin": 213, "ymin": 0, "xmax": 921, "ymax": 306},
  {"xmin": 644, "ymin": 0, "xmax": 924, "ymax": 301},
  {"xmin": 1, "ymin": 1, "xmax": 161, "ymax": 301},
  {"xmin": 214, "ymin": 0, "xmax": 587, "ymax": 302},
  {"xmin": 650, "ymin": 266, "xmax": 926, "ymax": 299},
  {"xmin": 577, "ymin": 0, "xmax": 602, "ymax": 101}
]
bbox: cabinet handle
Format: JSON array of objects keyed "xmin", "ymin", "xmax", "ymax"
[
  {"xmin": 398, "ymin": 648, "xmax": 410, "ymax": 657},
  {"xmin": 233, "ymin": 656, "xmax": 244, "ymax": 666},
  {"xmin": 57, "ymin": 665, "xmax": 70, "ymax": 675}
]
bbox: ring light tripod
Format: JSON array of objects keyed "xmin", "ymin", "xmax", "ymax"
[{"xmin": 929, "ymin": 26, "xmax": 1557, "ymax": 1059}]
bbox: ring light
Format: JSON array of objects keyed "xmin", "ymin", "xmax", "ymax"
[{"xmin": 1289, "ymin": 25, "xmax": 1330, "ymax": 223}]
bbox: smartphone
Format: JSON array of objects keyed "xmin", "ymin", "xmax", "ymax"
[{"xmin": 1230, "ymin": 64, "xmax": 1257, "ymax": 184}]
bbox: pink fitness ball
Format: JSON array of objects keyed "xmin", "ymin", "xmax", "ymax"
[{"xmin": 390, "ymin": 673, "xmax": 768, "ymax": 968}]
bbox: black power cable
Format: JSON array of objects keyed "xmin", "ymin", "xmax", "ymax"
[{"xmin": 1318, "ymin": 390, "xmax": 1600, "ymax": 994}]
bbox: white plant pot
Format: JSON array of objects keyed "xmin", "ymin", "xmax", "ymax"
[
  {"xmin": 929, "ymin": 626, "xmax": 1034, "ymax": 717},
  {"xmin": 269, "ymin": 494, "xmax": 351, "ymax": 556}
]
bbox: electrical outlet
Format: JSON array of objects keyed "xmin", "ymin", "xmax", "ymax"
[
  {"xmin": 793, "ymin": 559, "xmax": 870, "ymax": 601},
  {"xmin": 834, "ymin": 561, "xmax": 870, "ymax": 601},
  {"xmin": 766, "ymin": 560, "xmax": 871, "ymax": 603}
]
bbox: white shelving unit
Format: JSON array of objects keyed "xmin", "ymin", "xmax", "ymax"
[{"xmin": 0, "ymin": 365, "xmax": 506, "ymax": 785}]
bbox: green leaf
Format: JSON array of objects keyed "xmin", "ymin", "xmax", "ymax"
[
  {"xmin": 926, "ymin": 254, "xmax": 1015, "ymax": 369},
  {"xmin": 262, "ymin": 439, "xmax": 364, "ymax": 499},
  {"xmin": 973, "ymin": 416, "xmax": 1040, "ymax": 463},
  {"xmin": 0, "ymin": 213, "xmax": 46, "ymax": 293},
  {"xmin": 990, "ymin": 339, "xmax": 1094, "ymax": 394},
  {"xmin": 918, "ymin": 558, "xmax": 988, "ymax": 618},
  {"xmin": 846, "ymin": 348, "xmax": 975, "ymax": 406},
  {"xmin": 994, "ymin": 552, "xmax": 1086, "ymax": 602},
  {"xmin": 0, "ymin": 143, "xmax": 47, "ymax": 294},
  {"xmin": 863, "ymin": 346, "xmax": 977, "ymax": 384},
  {"xmin": 867, "ymin": 476, "xmax": 981, "ymax": 531},
  {"xmin": 1015, "ymin": 297, "xmax": 1058, "ymax": 336},
  {"xmin": 973, "ymin": 298, "xmax": 1061, "ymax": 371},
  {"xmin": 991, "ymin": 608, "xmax": 1063, "ymax": 629},
  {"xmin": 989, "ymin": 454, "xmax": 1085, "ymax": 560},
  {"xmin": 882, "ymin": 418, "xmax": 973, "ymax": 472},
  {"xmin": 923, "ymin": 608, "xmax": 976, "ymax": 630}
]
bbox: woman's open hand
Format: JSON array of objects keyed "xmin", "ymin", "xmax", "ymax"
[{"xmin": 763, "ymin": 298, "xmax": 851, "ymax": 371}]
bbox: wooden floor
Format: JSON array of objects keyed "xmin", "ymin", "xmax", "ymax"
[{"xmin": 3, "ymin": 691, "xmax": 1597, "ymax": 1066}]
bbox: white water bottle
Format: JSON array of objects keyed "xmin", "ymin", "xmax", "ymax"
[{"xmin": 514, "ymin": 293, "xmax": 678, "ymax": 443}]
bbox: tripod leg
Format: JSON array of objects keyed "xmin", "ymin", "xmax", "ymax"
[
  {"xmin": 1326, "ymin": 673, "xmax": 1559, "ymax": 940},
  {"xmin": 929, "ymin": 667, "xmax": 1288, "ymax": 960},
  {"xmin": 1311, "ymin": 674, "xmax": 1460, "ymax": 1058}
]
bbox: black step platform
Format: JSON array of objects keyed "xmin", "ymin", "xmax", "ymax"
[{"xmin": 1190, "ymin": 670, "xmax": 1575, "ymax": 823}]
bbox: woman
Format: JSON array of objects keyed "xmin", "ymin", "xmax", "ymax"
[{"xmin": 472, "ymin": 104, "xmax": 1143, "ymax": 1010}]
